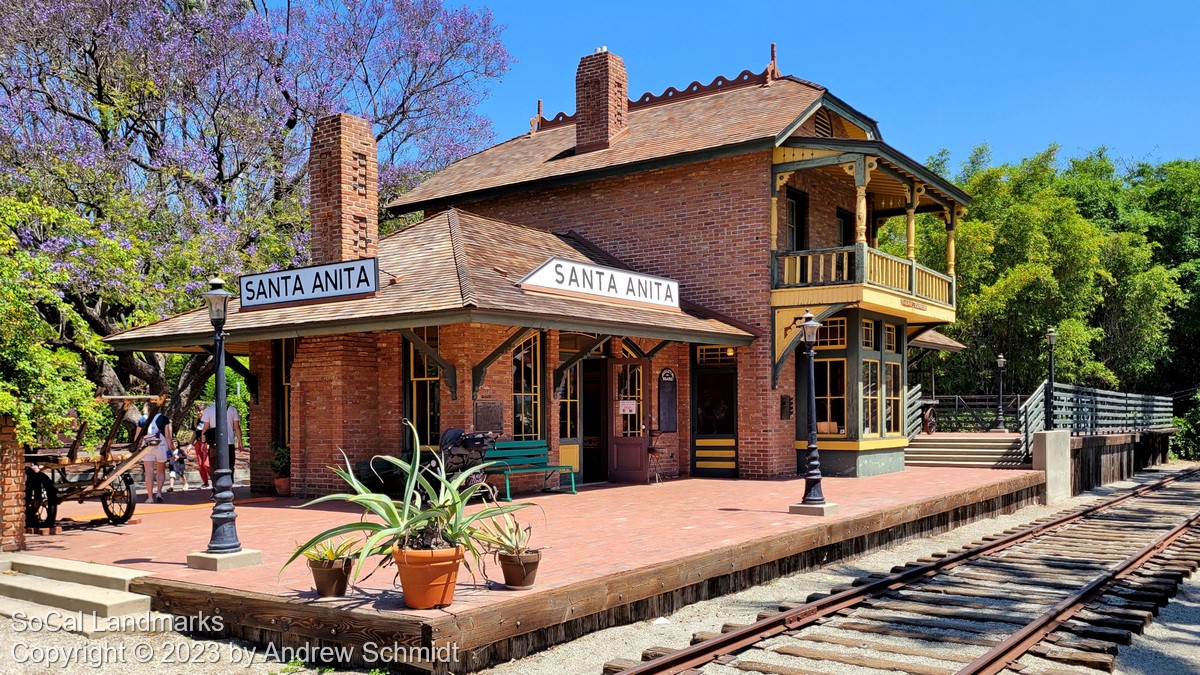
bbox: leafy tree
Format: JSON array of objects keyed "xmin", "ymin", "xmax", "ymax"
[{"xmin": 0, "ymin": 0, "xmax": 510, "ymax": 429}]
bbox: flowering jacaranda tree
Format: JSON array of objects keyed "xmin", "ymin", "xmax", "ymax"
[{"xmin": 0, "ymin": 0, "xmax": 510, "ymax": 432}]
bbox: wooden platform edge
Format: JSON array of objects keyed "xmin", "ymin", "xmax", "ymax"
[{"xmin": 436, "ymin": 471, "xmax": 1045, "ymax": 653}]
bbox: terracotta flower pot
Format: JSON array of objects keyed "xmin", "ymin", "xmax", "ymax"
[
  {"xmin": 392, "ymin": 546, "xmax": 464, "ymax": 609},
  {"xmin": 308, "ymin": 558, "xmax": 353, "ymax": 597},
  {"xmin": 274, "ymin": 477, "xmax": 291, "ymax": 497},
  {"xmin": 497, "ymin": 550, "xmax": 541, "ymax": 589}
]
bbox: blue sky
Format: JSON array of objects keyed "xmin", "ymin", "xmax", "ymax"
[{"xmin": 471, "ymin": 1, "xmax": 1200, "ymax": 172}]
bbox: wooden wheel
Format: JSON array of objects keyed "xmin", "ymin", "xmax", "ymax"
[
  {"xmin": 24, "ymin": 469, "xmax": 58, "ymax": 529},
  {"xmin": 101, "ymin": 472, "xmax": 137, "ymax": 525}
]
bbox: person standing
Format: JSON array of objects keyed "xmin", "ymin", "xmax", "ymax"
[
  {"xmin": 192, "ymin": 407, "xmax": 211, "ymax": 489},
  {"xmin": 141, "ymin": 411, "xmax": 174, "ymax": 503},
  {"xmin": 200, "ymin": 402, "xmax": 243, "ymax": 487}
]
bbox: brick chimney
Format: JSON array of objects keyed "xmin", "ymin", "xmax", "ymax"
[
  {"xmin": 309, "ymin": 113, "xmax": 378, "ymax": 264},
  {"xmin": 575, "ymin": 47, "xmax": 629, "ymax": 153}
]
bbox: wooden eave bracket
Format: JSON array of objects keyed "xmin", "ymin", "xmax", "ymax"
[
  {"xmin": 554, "ymin": 334, "xmax": 612, "ymax": 393},
  {"xmin": 400, "ymin": 328, "xmax": 459, "ymax": 401},
  {"xmin": 202, "ymin": 345, "xmax": 259, "ymax": 403},
  {"xmin": 772, "ymin": 304, "xmax": 849, "ymax": 389},
  {"xmin": 645, "ymin": 340, "xmax": 674, "ymax": 359},
  {"xmin": 471, "ymin": 327, "xmax": 535, "ymax": 400}
]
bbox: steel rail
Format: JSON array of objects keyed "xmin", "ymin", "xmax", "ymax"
[
  {"xmin": 621, "ymin": 467, "xmax": 1200, "ymax": 675},
  {"xmin": 960, "ymin": 506, "xmax": 1200, "ymax": 674}
]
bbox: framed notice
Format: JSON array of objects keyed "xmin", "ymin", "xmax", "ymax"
[
  {"xmin": 658, "ymin": 368, "xmax": 678, "ymax": 432},
  {"xmin": 618, "ymin": 400, "xmax": 638, "ymax": 415},
  {"xmin": 474, "ymin": 402, "xmax": 503, "ymax": 433}
]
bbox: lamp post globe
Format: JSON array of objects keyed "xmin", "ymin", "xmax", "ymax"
[
  {"xmin": 798, "ymin": 310, "xmax": 826, "ymax": 505},
  {"xmin": 994, "ymin": 353, "xmax": 1007, "ymax": 431},
  {"xmin": 202, "ymin": 277, "xmax": 242, "ymax": 554},
  {"xmin": 1045, "ymin": 329, "xmax": 1057, "ymax": 430}
]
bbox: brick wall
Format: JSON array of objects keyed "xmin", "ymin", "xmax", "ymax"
[
  {"xmin": 778, "ymin": 169, "xmax": 857, "ymax": 249},
  {"xmin": 309, "ymin": 114, "xmax": 379, "ymax": 265},
  {"xmin": 247, "ymin": 341, "xmax": 276, "ymax": 494},
  {"xmin": 575, "ymin": 49, "xmax": 628, "ymax": 152},
  {"xmin": 460, "ymin": 151, "xmax": 798, "ymax": 478},
  {"xmin": 0, "ymin": 415, "xmax": 24, "ymax": 552}
]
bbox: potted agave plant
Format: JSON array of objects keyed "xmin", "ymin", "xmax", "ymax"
[
  {"xmin": 299, "ymin": 538, "xmax": 359, "ymax": 597},
  {"xmin": 283, "ymin": 420, "xmax": 526, "ymax": 609},
  {"xmin": 476, "ymin": 507, "xmax": 544, "ymax": 590}
]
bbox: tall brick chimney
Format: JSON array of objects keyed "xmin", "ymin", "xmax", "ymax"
[
  {"xmin": 575, "ymin": 47, "xmax": 629, "ymax": 153},
  {"xmin": 309, "ymin": 113, "xmax": 379, "ymax": 264}
]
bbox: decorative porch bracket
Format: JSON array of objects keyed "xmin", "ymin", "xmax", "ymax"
[
  {"xmin": 399, "ymin": 328, "xmax": 459, "ymax": 401},
  {"xmin": 772, "ymin": 304, "xmax": 849, "ymax": 389},
  {"xmin": 645, "ymin": 339, "xmax": 674, "ymax": 359},
  {"xmin": 554, "ymin": 334, "xmax": 612, "ymax": 393},
  {"xmin": 470, "ymin": 327, "xmax": 535, "ymax": 400},
  {"xmin": 202, "ymin": 345, "xmax": 259, "ymax": 403},
  {"xmin": 771, "ymin": 153, "xmax": 861, "ymax": 194}
]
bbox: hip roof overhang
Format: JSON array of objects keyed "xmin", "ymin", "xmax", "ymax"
[{"xmin": 105, "ymin": 307, "xmax": 756, "ymax": 354}]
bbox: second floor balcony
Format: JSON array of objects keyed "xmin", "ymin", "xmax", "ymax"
[{"xmin": 773, "ymin": 244, "xmax": 955, "ymax": 320}]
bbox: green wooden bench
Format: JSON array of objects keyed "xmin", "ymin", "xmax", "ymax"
[{"xmin": 484, "ymin": 440, "xmax": 576, "ymax": 501}]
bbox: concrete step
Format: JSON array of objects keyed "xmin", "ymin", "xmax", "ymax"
[
  {"xmin": 908, "ymin": 438, "xmax": 1022, "ymax": 447},
  {"xmin": 0, "ymin": 596, "xmax": 172, "ymax": 637},
  {"xmin": 0, "ymin": 553, "xmax": 149, "ymax": 592},
  {"xmin": 0, "ymin": 572, "xmax": 151, "ymax": 617},
  {"xmin": 906, "ymin": 460, "xmax": 1032, "ymax": 468}
]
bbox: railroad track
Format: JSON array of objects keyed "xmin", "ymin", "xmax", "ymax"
[{"xmin": 603, "ymin": 468, "xmax": 1200, "ymax": 675}]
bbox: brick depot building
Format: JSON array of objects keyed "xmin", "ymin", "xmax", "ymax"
[{"xmin": 107, "ymin": 48, "xmax": 970, "ymax": 497}]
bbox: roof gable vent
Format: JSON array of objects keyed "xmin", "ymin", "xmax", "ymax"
[{"xmin": 814, "ymin": 109, "xmax": 834, "ymax": 138}]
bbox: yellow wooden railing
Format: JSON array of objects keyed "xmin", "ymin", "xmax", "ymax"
[{"xmin": 774, "ymin": 244, "xmax": 954, "ymax": 307}]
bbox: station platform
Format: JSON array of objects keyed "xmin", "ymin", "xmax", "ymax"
[{"xmin": 25, "ymin": 466, "xmax": 1044, "ymax": 673}]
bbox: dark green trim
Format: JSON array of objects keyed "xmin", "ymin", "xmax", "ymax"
[
  {"xmin": 472, "ymin": 327, "xmax": 536, "ymax": 400},
  {"xmin": 388, "ymin": 138, "xmax": 775, "ymax": 215},
  {"xmin": 201, "ymin": 345, "xmax": 258, "ymax": 402},
  {"xmin": 690, "ymin": 345, "xmax": 739, "ymax": 479},
  {"xmin": 873, "ymin": 204, "xmax": 945, "ymax": 219},
  {"xmin": 554, "ymin": 334, "xmax": 610, "ymax": 392},
  {"xmin": 107, "ymin": 305, "xmax": 755, "ymax": 354},
  {"xmin": 772, "ymin": 153, "xmax": 859, "ymax": 177},
  {"xmin": 399, "ymin": 328, "xmax": 458, "ymax": 401},
  {"xmin": 645, "ymin": 340, "xmax": 673, "ymax": 359},
  {"xmin": 773, "ymin": 99, "xmax": 825, "ymax": 146},
  {"xmin": 780, "ymin": 138, "xmax": 972, "ymax": 205},
  {"xmin": 622, "ymin": 340, "xmax": 646, "ymax": 358},
  {"xmin": 818, "ymin": 93, "xmax": 882, "ymax": 141}
]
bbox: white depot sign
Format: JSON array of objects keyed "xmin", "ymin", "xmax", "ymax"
[
  {"xmin": 239, "ymin": 258, "xmax": 378, "ymax": 308},
  {"xmin": 520, "ymin": 257, "xmax": 679, "ymax": 309}
]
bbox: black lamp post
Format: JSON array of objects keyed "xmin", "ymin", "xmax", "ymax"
[
  {"xmin": 1045, "ymin": 328, "xmax": 1057, "ymax": 430},
  {"xmin": 202, "ymin": 277, "xmax": 241, "ymax": 554},
  {"xmin": 994, "ymin": 353, "xmax": 1008, "ymax": 431},
  {"xmin": 799, "ymin": 310, "xmax": 826, "ymax": 505}
]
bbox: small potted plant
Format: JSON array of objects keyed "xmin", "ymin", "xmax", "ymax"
[
  {"xmin": 283, "ymin": 420, "xmax": 528, "ymax": 609},
  {"xmin": 299, "ymin": 538, "xmax": 359, "ymax": 597},
  {"xmin": 270, "ymin": 443, "xmax": 291, "ymax": 497},
  {"xmin": 476, "ymin": 507, "xmax": 543, "ymax": 590}
]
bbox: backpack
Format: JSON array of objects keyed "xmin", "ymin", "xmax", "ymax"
[{"xmin": 147, "ymin": 413, "xmax": 169, "ymax": 445}]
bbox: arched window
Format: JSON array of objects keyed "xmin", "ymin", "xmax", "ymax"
[{"xmin": 512, "ymin": 333, "xmax": 543, "ymax": 440}]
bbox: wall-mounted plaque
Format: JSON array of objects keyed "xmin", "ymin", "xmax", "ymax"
[
  {"xmin": 474, "ymin": 401, "xmax": 503, "ymax": 433},
  {"xmin": 658, "ymin": 368, "xmax": 678, "ymax": 433}
]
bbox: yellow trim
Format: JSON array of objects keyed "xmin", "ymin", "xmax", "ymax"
[
  {"xmin": 796, "ymin": 437, "xmax": 909, "ymax": 451},
  {"xmin": 695, "ymin": 438, "xmax": 736, "ymax": 447},
  {"xmin": 772, "ymin": 147, "xmax": 843, "ymax": 164},
  {"xmin": 695, "ymin": 449, "xmax": 736, "ymax": 458},
  {"xmin": 771, "ymin": 285, "xmax": 955, "ymax": 324},
  {"xmin": 696, "ymin": 461, "xmax": 736, "ymax": 469},
  {"xmin": 559, "ymin": 443, "xmax": 580, "ymax": 473}
]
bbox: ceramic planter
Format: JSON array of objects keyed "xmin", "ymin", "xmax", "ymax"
[
  {"xmin": 392, "ymin": 546, "xmax": 464, "ymax": 609},
  {"xmin": 497, "ymin": 550, "xmax": 541, "ymax": 589},
  {"xmin": 274, "ymin": 477, "xmax": 291, "ymax": 497},
  {"xmin": 308, "ymin": 558, "xmax": 353, "ymax": 597}
]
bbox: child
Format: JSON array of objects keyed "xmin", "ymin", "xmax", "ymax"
[{"xmin": 167, "ymin": 445, "xmax": 190, "ymax": 492}]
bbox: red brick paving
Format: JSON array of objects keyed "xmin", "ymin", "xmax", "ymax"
[{"xmin": 28, "ymin": 467, "xmax": 1040, "ymax": 619}]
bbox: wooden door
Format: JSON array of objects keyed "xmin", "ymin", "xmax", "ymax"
[{"xmin": 608, "ymin": 358, "xmax": 649, "ymax": 483}]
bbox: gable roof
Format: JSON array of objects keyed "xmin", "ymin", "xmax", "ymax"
[
  {"xmin": 105, "ymin": 209, "xmax": 756, "ymax": 353},
  {"xmin": 388, "ymin": 72, "xmax": 883, "ymax": 213}
]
